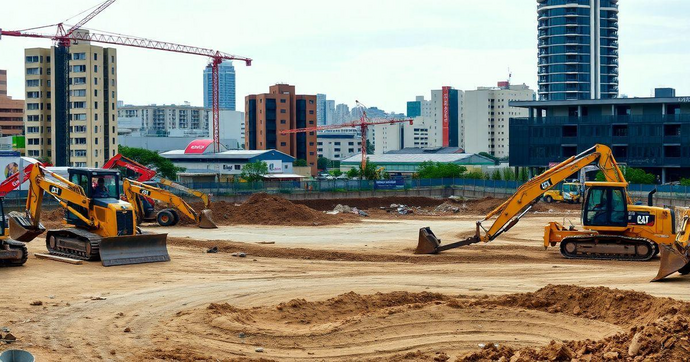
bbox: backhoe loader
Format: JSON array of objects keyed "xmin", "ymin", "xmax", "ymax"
[
  {"xmin": 416, "ymin": 144, "xmax": 690, "ymax": 281},
  {"xmin": 0, "ymin": 198, "xmax": 28, "ymax": 266},
  {"xmin": 9, "ymin": 165, "xmax": 169, "ymax": 266},
  {"xmin": 122, "ymin": 178, "xmax": 217, "ymax": 228},
  {"xmin": 104, "ymin": 153, "xmax": 215, "ymax": 227}
]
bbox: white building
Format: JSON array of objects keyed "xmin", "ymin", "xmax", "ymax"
[
  {"xmin": 317, "ymin": 128, "xmax": 361, "ymax": 160},
  {"xmin": 464, "ymin": 83, "xmax": 534, "ymax": 157},
  {"xmin": 117, "ymin": 103, "xmax": 210, "ymax": 136}
]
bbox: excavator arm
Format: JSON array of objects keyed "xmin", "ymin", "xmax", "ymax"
[
  {"xmin": 417, "ymin": 144, "xmax": 627, "ymax": 254},
  {"xmin": 10, "ymin": 165, "xmax": 95, "ymax": 242},
  {"xmin": 122, "ymin": 179, "xmax": 216, "ymax": 228}
]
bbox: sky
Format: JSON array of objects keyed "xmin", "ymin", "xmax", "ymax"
[{"xmin": 1, "ymin": 0, "xmax": 689, "ymax": 113}]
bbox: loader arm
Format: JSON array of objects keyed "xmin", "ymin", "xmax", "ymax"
[
  {"xmin": 417, "ymin": 144, "xmax": 627, "ymax": 253},
  {"xmin": 157, "ymin": 178, "xmax": 210, "ymax": 208}
]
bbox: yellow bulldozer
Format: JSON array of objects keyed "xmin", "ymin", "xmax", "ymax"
[
  {"xmin": 9, "ymin": 165, "xmax": 169, "ymax": 266},
  {"xmin": 416, "ymin": 144, "xmax": 690, "ymax": 281}
]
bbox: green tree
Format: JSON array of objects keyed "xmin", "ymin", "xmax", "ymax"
[
  {"xmin": 346, "ymin": 168, "xmax": 359, "ymax": 179},
  {"xmin": 465, "ymin": 171, "xmax": 484, "ymax": 180},
  {"xmin": 240, "ymin": 161, "xmax": 268, "ymax": 182},
  {"xmin": 596, "ymin": 168, "xmax": 657, "ymax": 184},
  {"xmin": 502, "ymin": 167, "xmax": 516, "ymax": 181},
  {"xmin": 681, "ymin": 178, "xmax": 690, "ymax": 186},
  {"xmin": 491, "ymin": 170, "xmax": 502, "ymax": 180},
  {"xmin": 415, "ymin": 161, "xmax": 467, "ymax": 179},
  {"xmin": 330, "ymin": 169, "xmax": 343, "ymax": 177},
  {"xmin": 518, "ymin": 168, "xmax": 529, "ymax": 182},
  {"xmin": 294, "ymin": 159, "xmax": 308, "ymax": 167},
  {"xmin": 479, "ymin": 152, "xmax": 500, "ymax": 165},
  {"xmin": 119, "ymin": 145, "xmax": 185, "ymax": 179},
  {"xmin": 317, "ymin": 157, "xmax": 330, "ymax": 170}
]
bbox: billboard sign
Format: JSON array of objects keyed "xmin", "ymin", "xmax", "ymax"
[
  {"xmin": 374, "ymin": 178, "xmax": 405, "ymax": 190},
  {"xmin": 266, "ymin": 160, "xmax": 284, "ymax": 174},
  {"xmin": 442, "ymin": 86, "xmax": 450, "ymax": 147}
]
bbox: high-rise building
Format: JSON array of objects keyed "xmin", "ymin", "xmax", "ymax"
[
  {"xmin": 245, "ymin": 84, "xmax": 318, "ymax": 175},
  {"xmin": 325, "ymin": 100, "xmax": 335, "ymax": 125},
  {"xmin": 203, "ymin": 60, "xmax": 236, "ymax": 110},
  {"xmin": 334, "ymin": 103, "xmax": 350, "ymax": 124},
  {"xmin": 316, "ymin": 93, "xmax": 326, "ymax": 125},
  {"xmin": 24, "ymin": 37, "xmax": 118, "ymax": 167},
  {"xmin": 0, "ymin": 70, "xmax": 25, "ymax": 136},
  {"xmin": 406, "ymin": 96, "xmax": 432, "ymax": 118},
  {"xmin": 464, "ymin": 82, "xmax": 535, "ymax": 157},
  {"xmin": 431, "ymin": 87, "xmax": 463, "ymax": 148},
  {"xmin": 537, "ymin": 0, "xmax": 619, "ymax": 100},
  {"xmin": 118, "ymin": 104, "xmax": 210, "ymax": 136}
]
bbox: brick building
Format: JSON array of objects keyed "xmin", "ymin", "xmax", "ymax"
[
  {"xmin": 0, "ymin": 70, "xmax": 25, "ymax": 136},
  {"xmin": 245, "ymin": 84, "xmax": 317, "ymax": 175}
]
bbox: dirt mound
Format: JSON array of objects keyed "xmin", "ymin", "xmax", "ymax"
[
  {"xmin": 187, "ymin": 193, "xmax": 358, "ymax": 226},
  {"xmin": 43, "ymin": 208, "xmax": 64, "ymax": 221},
  {"xmin": 293, "ymin": 196, "xmax": 445, "ymax": 211}
]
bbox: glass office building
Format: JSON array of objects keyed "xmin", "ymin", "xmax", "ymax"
[
  {"xmin": 203, "ymin": 60, "xmax": 236, "ymax": 111},
  {"xmin": 537, "ymin": 0, "xmax": 619, "ymax": 101}
]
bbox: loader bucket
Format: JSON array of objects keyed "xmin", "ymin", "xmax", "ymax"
[
  {"xmin": 652, "ymin": 243, "xmax": 690, "ymax": 282},
  {"xmin": 198, "ymin": 209, "xmax": 218, "ymax": 229},
  {"xmin": 99, "ymin": 232, "xmax": 170, "ymax": 267},
  {"xmin": 416, "ymin": 227, "xmax": 441, "ymax": 254},
  {"xmin": 8, "ymin": 215, "xmax": 45, "ymax": 242}
]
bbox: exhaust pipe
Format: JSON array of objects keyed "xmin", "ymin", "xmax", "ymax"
[{"xmin": 648, "ymin": 188, "xmax": 657, "ymax": 207}]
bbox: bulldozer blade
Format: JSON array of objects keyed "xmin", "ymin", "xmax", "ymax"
[
  {"xmin": 652, "ymin": 243, "xmax": 690, "ymax": 282},
  {"xmin": 198, "ymin": 209, "xmax": 218, "ymax": 229},
  {"xmin": 8, "ymin": 215, "xmax": 45, "ymax": 242},
  {"xmin": 416, "ymin": 227, "xmax": 441, "ymax": 254},
  {"xmin": 99, "ymin": 232, "xmax": 170, "ymax": 267}
]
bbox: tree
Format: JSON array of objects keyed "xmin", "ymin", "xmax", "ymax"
[
  {"xmin": 346, "ymin": 168, "xmax": 359, "ymax": 179},
  {"xmin": 479, "ymin": 152, "xmax": 500, "ymax": 165},
  {"xmin": 595, "ymin": 167, "xmax": 656, "ymax": 185},
  {"xmin": 518, "ymin": 168, "xmax": 529, "ymax": 182},
  {"xmin": 491, "ymin": 170, "xmax": 502, "ymax": 180},
  {"xmin": 240, "ymin": 161, "xmax": 268, "ymax": 182},
  {"xmin": 681, "ymin": 178, "xmax": 690, "ymax": 187},
  {"xmin": 366, "ymin": 140, "xmax": 375, "ymax": 154},
  {"xmin": 119, "ymin": 145, "xmax": 185, "ymax": 179},
  {"xmin": 294, "ymin": 159, "xmax": 308, "ymax": 167},
  {"xmin": 465, "ymin": 171, "xmax": 484, "ymax": 180},
  {"xmin": 330, "ymin": 169, "xmax": 343, "ymax": 177},
  {"xmin": 317, "ymin": 157, "xmax": 330, "ymax": 170},
  {"xmin": 502, "ymin": 167, "xmax": 516, "ymax": 181},
  {"xmin": 415, "ymin": 161, "xmax": 467, "ymax": 179}
]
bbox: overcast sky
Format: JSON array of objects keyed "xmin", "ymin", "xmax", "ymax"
[{"xmin": 1, "ymin": 0, "xmax": 689, "ymax": 113}]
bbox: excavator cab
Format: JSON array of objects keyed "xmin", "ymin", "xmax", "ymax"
[{"xmin": 581, "ymin": 183, "xmax": 628, "ymax": 229}]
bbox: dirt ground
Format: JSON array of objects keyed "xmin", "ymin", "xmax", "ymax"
[{"xmin": 2, "ymin": 196, "xmax": 690, "ymax": 361}]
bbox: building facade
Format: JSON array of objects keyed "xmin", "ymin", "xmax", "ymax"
[
  {"xmin": 24, "ymin": 39, "xmax": 118, "ymax": 167},
  {"xmin": 118, "ymin": 104, "xmax": 210, "ymax": 136},
  {"xmin": 537, "ymin": 0, "xmax": 619, "ymax": 100},
  {"xmin": 0, "ymin": 70, "xmax": 25, "ymax": 136},
  {"xmin": 431, "ymin": 87, "xmax": 463, "ymax": 148},
  {"xmin": 245, "ymin": 84, "xmax": 318, "ymax": 175},
  {"xmin": 317, "ymin": 128, "xmax": 361, "ymax": 161},
  {"xmin": 509, "ymin": 92, "xmax": 690, "ymax": 182},
  {"xmin": 316, "ymin": 93, "xmax": 326, "ymax": 126},
  {"xmin": 464, "ymin": 82, "xmax": 535, "ymax": 157},
  {"xmin": 334, "ymin": 103, "xmax": 351, "ymax": 124},
  {"xmin": 203, "ymin": 60, "xmax": 236, "ymax": 111}
]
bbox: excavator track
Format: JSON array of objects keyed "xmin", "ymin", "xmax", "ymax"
[
  {"xmin": 560, "ymin": 235, "xmax": 657, "ymax": 261},
  {"xmin": 45, "ymin": 228, "xmax": 101, "ymax": 261},
  {"xmin": 0, "ymin": 242, "xmax": 28, "ymax": 267}
]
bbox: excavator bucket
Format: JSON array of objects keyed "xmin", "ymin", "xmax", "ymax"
[
  {"xmin": 415, "ymin": 227, "xmax": 442, "ymax": 254},
  {"xmin": 98, "ymin": 232, "xmax": 169, "ymax": 267},
  {"xmin": 652, "ymin": 243, "xmax": 690, "ymax": 282},
  {"xmin": 198, "ymin": 209, "xmax": 218, "ymax": 229},
  {"xmin": 8, "ymin": 215, "xmax": 45, "ymax": 242}
]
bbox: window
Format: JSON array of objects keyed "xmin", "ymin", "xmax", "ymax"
[
  {"xmin": 234, "ymin": 165, "xmax": 241, "ymax": 170},
  {"xmin": 280, "ymin": 120, "xmax": 286, "ymax": 124},
  {"xmin": 26, "ymin": 91, "xmax": 40, "ymax": 99},
  {"xmin": 280, "ymin": 142, "xmax": 287, "ymax": 146},
  {"xmin": 280, "ymin": 109, "xmax": 286, "ymax": 114},
  {"xmin": 25, "ymin": 56, "xmax": 39, "ymax": 63},
  {"xmin": 93, "ymin": 53, "xmax": 98, "ymax": 61},
  {"xmin": 28, "ymin": 138, "xmax": 40, "ymax": 145},
  {"xmin": 94, "ymin": 102, "xmax": 98, "ymax": 109},
  {"xmin": 74, "ymin": 150, "xmax": 87, "ymax": 157},
  {"xmin": 27, "ymin": 127, "xmax": 40, "ymax": 133},
  {"xmin": 26, "ymin": 68, "xmax": 40, "ymax": 75},
  {"xmin": 72, "ymin": 114, "xmax": 87, "ymax": 121},
  {"xmin": 71, "ymin": 102, "xmax": 86, "ymax": 109},
  {"xmin": 309, "ymin": 100, "xmax": 314, "ymax": 104},
  {"xmin": 72, "ymin": 77, "xmax": 87, "ymax": 85},
  {"xmin": 72, "ymin": 53, "xmax": 86, "ymax": 60},
  {"xmin": 27, "ymin": 103, "xmax": 40, "ymax": 110},
  {"xmin": 94, "ymin": 65, "xmax": 98, "ymax": 73},
  {"xmin": 584, "ymin": 187, "xmax": 627, "ymax": 227},
  {"xmin": 71, "ymin": 65, "xmax": 86, "ymax": 73},
  {"xmin": 280, "ymin": 99, "xmax": 286, "ymax": 103},
  {"xmin": 28, "ymin": 150, "xmax": 40, "ymax": 157},
  {"xmin": 27, "ymin": 115, "xmax": 39, "ymax": 122},
  {"xmin": 72, "ymin": 126, "xmax": 86, "ymax": 133},
  {"xmin": 70, "ymin": 89, "xmax": 86, "ymax": 97},
  {"xmin": 95, "ymin": 138, "xmax": 99, "ymax": 145},
  {"xmin": 94, "ymin": 89, "xmax": 98, "ymax": 97},
  {"xmin": 94, "ymin": 77, "xmax": 98, "ymax": 85},
  {"xmin": 309, "ymin": 110, "xmax": 314, "ymax": 114},
  {"xmin": 90, "ymin": 174, "xmax": 117, "ymax": 199},
  {"xmin": 72, "ymin": 138, "xmax": 87, "ymax": 145},
  {"xmin": 26, "ymin": 79, "xmax": 40, "ymax": 87}
]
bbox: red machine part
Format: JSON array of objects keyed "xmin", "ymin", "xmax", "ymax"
[{"xmin": 102, "ymin": 154, "xmax": 157, "ymax": 182}]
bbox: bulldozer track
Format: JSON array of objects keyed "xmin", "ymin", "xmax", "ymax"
[
  {"xmin": 46, "ymin": 228, "xmax": 101, "ymax": 262},
  {"xmin": 560, "ymin": 235, "xmax": 658, "ymax": 261}
]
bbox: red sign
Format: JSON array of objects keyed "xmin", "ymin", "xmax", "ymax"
[
  {"xmin": 184, "ymin": 139, "xmax": 214, "ymax": 154},
  {"xmin": 442, "ymin": 86, "xmax": 450, "ymax": 147}
]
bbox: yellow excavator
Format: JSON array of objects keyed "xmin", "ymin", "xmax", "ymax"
[
  {"xmin": 9, "ymin": 165, "xmax": 169, "ymax": 266},
  {"xmin": 416, "ymin": 144, "xmax": 690, "ymax": 281},
  {"xmin": 122, "ymin": 178, "xmax": 217, "ymax": 228}
]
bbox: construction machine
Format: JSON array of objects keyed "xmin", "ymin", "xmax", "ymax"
[
  {"xmin": 104, "ymin": 154, "xmax": 215, "ymax": 228},
  {"xmin": 542, "ymin": 181, "xmax": 581, "ymax": 204},
  {"xmin": 9, "ymin": 165, "xmax": 169, "ymax": 266},
  {"xmin": 416, "ymin": 144, "xmax": 689, "ymax": 281},
  {"xmin": 0, "ymin": 198, "xmax": 28, "ymax": 266},
  {"xmin": 122, "ymin": 178, "xmax": 217, "ymax": 228}
]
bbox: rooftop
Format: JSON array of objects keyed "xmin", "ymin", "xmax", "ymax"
[
  {"xmin": 341, "ymin": 153, "xmax": 494, "ymax": 165},
  {"xmin": 385, "ymin": 147, "xmax": 465, "ymax": 155},
  {"xmin": 511, "ymin": 96, "xmax": 690, "ymax": 108}
]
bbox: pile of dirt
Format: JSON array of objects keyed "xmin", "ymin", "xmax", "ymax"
[
  {"xmin": 293, "ymin": 196, "xmax": 445, "ymax": 211},
  {"xmin": 43, "ymin": 208, "xmax": 64, "ymax": 221},
  {"xmin": 188, "ymin": 193, "xmax": 358, "ymax": 226}
]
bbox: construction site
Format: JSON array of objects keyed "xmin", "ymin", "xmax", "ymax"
[{"xmin": 2, "ymin": 145, "xmax": 690, "ymax": 361}]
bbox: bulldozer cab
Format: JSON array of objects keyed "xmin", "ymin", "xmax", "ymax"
[
  {"xmin": 582, "ymin": 182, "xmax": 628, "ymax": 229},
  {"xmin": 67, "ymin": 168, "xmax": 121, "ymax": 226}
]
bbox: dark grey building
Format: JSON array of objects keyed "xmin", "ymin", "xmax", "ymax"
[
  {"xmin": 509, "ymin": 91, "xmax": 690, "ymax": 182},
  {"xmin": 538, "ymin": 0, "xmax": 619, "ymax": 101}
]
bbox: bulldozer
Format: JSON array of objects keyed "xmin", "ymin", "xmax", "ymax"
[
  {"xmin": 9, "ymin": 165, "xmax": 169, "ymax": 266},
  {"xmin": 122, "ymin": 178, "xmax": 217, "ymax": 228},
  {"xmin": 416, "ymin": 144, "xmax": 690, "ymax": 281}
]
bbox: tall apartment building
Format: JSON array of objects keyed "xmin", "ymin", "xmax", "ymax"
[
  {"xmin": 203, "ymin": 60, "xmax": 236, "ymax": 110},
  {"xmin": 537, "ymin": 0, "xmax": 619, "ymax": 100},
  {"xmin": 325, "ymin": 100, "xmax": 335, "ymax": 125},
  {"xmin": 406, "ymin": 95, "xmax": 432, "ymax": 118},
  {"xmin": 464, "ymin": 82, "xmax": 535, "ymax": 157},
  {"xmin": 431, "ymin": 87, "xmax": 463, "ymax": 148},
  {"xmin": 245, "ymin": 84, "xmax": 318, "ymax": 175},
  {"xmin": 118, "ymin": 104, "xmax": 210, "ymax": 136},
  {"xmin": 316, "ymin": 93, "xmax": 327, "ymax": 126},
  {"xmin": 0, "ymin": 70, "xmax": 25, "ymax": 136},
  {"xmin": 24, "ymin": 38, "xmax": 118, "ymax": 167},
  {"xmin": 334, "ymin": 103, "xmax": 350, "ymax": 124}
]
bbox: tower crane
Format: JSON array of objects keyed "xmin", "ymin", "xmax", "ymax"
[
  {"xmin": 0, "ymin": 0, "xmax": 251, "ymax": 156},
  {"xmin": 280, "ymin": 101, "xmax": 413, "ymax": 172}
]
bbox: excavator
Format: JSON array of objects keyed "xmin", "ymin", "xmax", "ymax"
[
  {"xmin": 416, "ymin": 144, "xmax": 690, "ymax": 281},
  {"xmin": 9, "ymin": 165, "xmax": 169, "ymax": 266},
  {"xmin": 0, "ymin": 162, "xmax": 37, "ymax": 266},
  {"xmin": 104, "ymin": 154, "xmax": 216, "ymax": 228}
]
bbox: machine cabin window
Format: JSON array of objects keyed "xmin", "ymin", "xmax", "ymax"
[{"xmin": 584, "ymin": 187, "xmax": 627, "ymax": 227}]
